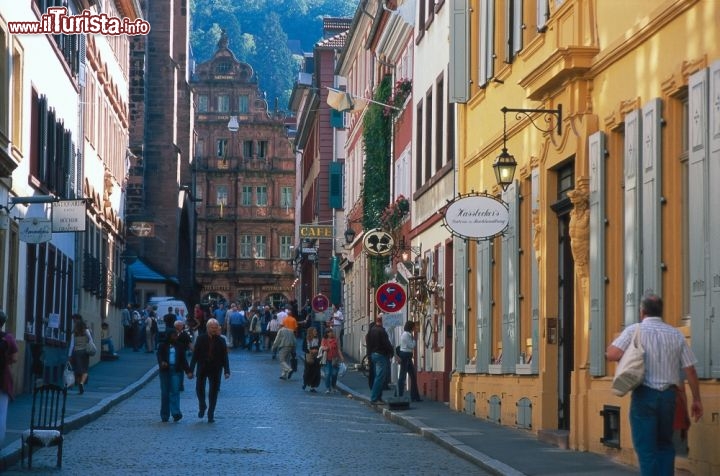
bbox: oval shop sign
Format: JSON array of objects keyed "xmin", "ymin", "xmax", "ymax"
[{"xmin": 443, "ymin": 194, "xmax": 510, "ymax": 240}]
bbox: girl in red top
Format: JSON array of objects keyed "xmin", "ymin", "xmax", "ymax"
[{"xmin": 320, "ymin": 328, "xmax": 344, "ymax": 394}]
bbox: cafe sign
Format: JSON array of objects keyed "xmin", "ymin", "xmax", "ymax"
[
  {"xmin": 299, "ymin": 224, "xmax": 334, "ymax": 239},
  {"xmin": 442, "ymin": 192, "xmax": 510, "ymax": 240}
]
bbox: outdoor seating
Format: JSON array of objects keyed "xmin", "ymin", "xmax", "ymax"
[{"xmin": 20, "ymin": 383, "xmax": 68, "ymax": 469}]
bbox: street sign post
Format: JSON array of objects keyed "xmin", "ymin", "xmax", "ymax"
[
  {"xmin": 312, "ymin": 293, "xmax": 330, "ymax": 313},
  {"xmin": 375, "ymin": 282, "xmax": 407, "ymax": 313}
]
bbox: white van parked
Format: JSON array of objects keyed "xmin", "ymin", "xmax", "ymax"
[{"xmin": 147, "ymin": 296, "xmax": 189, "ymax": 320}]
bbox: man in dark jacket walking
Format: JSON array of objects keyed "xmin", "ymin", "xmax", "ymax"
[
  {"xmin": 189, "ymin": 318, "xmax": 230, "ymax": 423},
  {"xmin": 366, "ymin": 313, "xmax": 394, "ymax": 404}
]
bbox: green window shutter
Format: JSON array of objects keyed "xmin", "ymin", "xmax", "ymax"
[
  {"xmin": 449, "ymin": 0, "xmax": 469, "ymax": 103},
  {"xmin": 709, "ymin": 60, "xmax": 720, "ymax": 378},
  {"xmin": 476, "ymin": 239, "xmax": 492, "ymax": 372},
  {"xmin": 589, "ymin": 131, "xmax": 606, "ymax": 376},
  {"xmin": 501, "ymin": 182, "xmax": 519, "ymax": 373},
  {"xmin": 641, "ymin": 98, "xmax": 663, "ymax": 296},
  {"xmin": 328, "ymin": 161, "xmax": 344, "ymax": 209},
  {"xmin": 624, "ymin": 109, "xmax": 642, "ymax": 326},
  {"xmin": 530, "ymin": 168, "xmax": 540, "ymax": 375},
  {"xmin": 330, "ymin": 109, "xmax": 344, "ymax": 128},
  {"xmin": 455, "ymin": 237, "xmax": 468, "ymax": 370}
]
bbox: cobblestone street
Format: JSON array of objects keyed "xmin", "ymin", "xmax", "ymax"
[{"xmin": 6, "ymin": 350, "xmax": 486, "ymax": 475}]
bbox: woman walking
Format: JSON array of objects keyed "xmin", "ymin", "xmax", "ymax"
[
  {"xmin": 157, "ymin": 330, "xmax": 192, "ymax": 422},
  {"xmin": 320, "ymin": 328, "xmax": 344, "ymax": 394},
  {"xmin": 302, "ymin": 327, "xmax": 321, "ymax": 392},
  {"xmin": 67, "ymin": 315, "xmax": 96, "ymax": 394},
  {"xmin": 397, "ymin": 321, "xmax": 422, "ymax": 402}
]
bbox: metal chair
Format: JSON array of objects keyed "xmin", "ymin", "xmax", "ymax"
[{"xmin": 21, "ymin": 383, "xmax": 68, "ymax": 469}]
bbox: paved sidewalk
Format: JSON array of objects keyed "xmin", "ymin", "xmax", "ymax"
[{"xmin": 1, "ymin": 347, "xmax": 639, "ymax": 475}]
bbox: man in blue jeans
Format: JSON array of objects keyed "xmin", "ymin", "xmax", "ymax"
[
  {"xmin": 365, "ymin": 314, "xmax": 394, "ymax": 404},
  {"xmin": 606, "ymin": 293, "xmax": 703, "ymax": 476}
]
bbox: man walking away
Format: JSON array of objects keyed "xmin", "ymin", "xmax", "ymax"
[
  {"xmin": 606, "ymin": 293, "xmax": 703, "ymax": 476},
  {"xmin": 366, "ymin": 314, "xmax": 394, "ymax": 405}
]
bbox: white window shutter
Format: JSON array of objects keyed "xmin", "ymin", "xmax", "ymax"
[
  {"xmin": 688, "ymin": 67, "xmax": 710, "ymax": 377},
  {"xmin": 624, "ymin": 109, "xmax": 642, "ymax": 326},
  {"xmin": 513, "ymin": 0, "xmax": 523, "ymax": 56},
  {"xmin": 536, "ymin": 0, "xmax": 549, "ymax": 32},
  {"xmin": 641, "ymin": 98, "xmax": 663, "ymax": 297},
  {"xmin": 454, "ymin": 236, "xmax": 468, "ymax": 370},
  {"xmin": 530, "ymin": 167, "xmax": 539, "ymax": 374},
  {"xmin": 479, "ymin": 0, "xmax": 495, "ymax": 86},
  {"xmin": 476, "ymin": 239, "xmax": 493, "ymax": 372},
  {"xmin": 501, "ymin": 182, "xmax": 519, "ymax": 373},
  {"xmin": 588, "ymin": 131, "xmax": 606, "ymax": 376},
  {"xmin": 449, "ymin": 0, "xmax": 469, "ymax": 103},
  {"xmin": 708, "ymin": 60, "xmax": 720, "ymax": 378}
]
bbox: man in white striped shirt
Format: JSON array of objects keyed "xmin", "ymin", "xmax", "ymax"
[{"xmin": 606, "ymin": 293, "xmax": 703, "ymax": 476}]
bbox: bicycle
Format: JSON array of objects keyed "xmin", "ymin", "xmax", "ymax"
[{"xmin": 358, "ymin": 353, "xmax": 370, "ymax": 377}]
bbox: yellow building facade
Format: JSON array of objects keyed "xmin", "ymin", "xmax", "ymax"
[{"xmin": 452, "ymin": 0, "xmax": 719, "ymax": 473}]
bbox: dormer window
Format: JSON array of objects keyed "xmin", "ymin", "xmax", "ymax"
[{"xmin": 216, "ymin": 62, "xmax": 231, "ymax": 74}]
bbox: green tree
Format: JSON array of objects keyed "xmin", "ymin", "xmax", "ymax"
[{"xmin": 251, "ymin": 12, "xmax": 297, "ymax": 110}]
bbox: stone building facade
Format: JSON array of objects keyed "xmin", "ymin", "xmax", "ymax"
[{"xmin": 191, "ymin": 34, "xmax": 295, "ymax": 308}]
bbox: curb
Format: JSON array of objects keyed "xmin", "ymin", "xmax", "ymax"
[
  {"xmin": 0, "ymin": 366, "xmax": 159, "ymax": 470},
  {"xmin": 336, "ymin": 381, "xmax": 525, "ymax": 476}
]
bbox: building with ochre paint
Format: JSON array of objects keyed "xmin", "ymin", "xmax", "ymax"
[{"xmin": 451, "ymin": 0, "xmax": 719, "ymax": 473}]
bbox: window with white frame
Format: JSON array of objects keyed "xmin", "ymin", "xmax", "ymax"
[
  {"xmin": 280, "ymin": 236, "xmax": 292, "ymax": 259},
  {"xmin": 238, "ymin": 95, "xmax": 249, "ymax": 113},
  {"xmin": 215, "ymin": 235, "xmax": 228, "ymax": 259},
  {"xmin": 258, "ymin": 140, "xmax": 268, "ymax": 158},
  {"xmin": 240, "ymin": 235, "xmax": 252, "ymax": 258},
  {"xmin": 217, "ymin": 94, "xmax": 230, "ymax": 112},
  {"xmin": 216, "ymin": 185, "xmax": 228, "ymax": 206},
  {"xmin": 198, "ymin": 95, "xmax": 208, "ymax": 112},
  {"xmin": 280, "ymin": 187, "xmax": 293, "ymax": 208},
  {"xmin": 217, "ymin": 139, "xmax": 228, "ymax": 157},
  {"xmin": 241, "ymin": 185, "xmax": 252, "ymax": 206},
  {"xmin": 254, "ymin": 235, "xmax": 267, "ymax": 259},
  {"xmin": 256, "ymin": 186, "xmax": 268, "ymax": 206},
  {"xmin": 394, "ymin": 146, "xmax": 412, "ymax": 200}
]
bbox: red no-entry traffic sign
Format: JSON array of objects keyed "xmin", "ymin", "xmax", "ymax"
[
  {"xmin": 312, "ymin": 293, "xmax": 330, "ymax": 312},
  {"xmin": 375, "ymin": 282, "xmax": 407, "ymax": 313}
]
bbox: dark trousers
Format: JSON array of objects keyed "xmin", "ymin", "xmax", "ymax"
[
  {"xmin": 398, "ymin": 352, "xmax": 420, "ymax": 399},
  {"xmin": 230, "ymin": 325, "xmax": 246, "ymax": 349},
  {"xmin": 196, "ymin": 367, "xmax": 222, "ymax": 417}
]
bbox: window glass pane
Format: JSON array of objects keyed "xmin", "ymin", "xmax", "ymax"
[
  {"xmin": 215, "ymin": 235, "xmax": 228, "ymax": 259},
  {"xmin": 243, "ymin": 140, "xmax": 253, "ymax": 159},
  {"xmin": 242, "ymin": 186, "xmax": 252, "ymax": 206},
  {"xmin": 280, "ymin": 236, "xmax": 292, "ymax": 259},
  {"xmin": 239, "ymin": 95, "xmax": 249, "ymax": 113},
  {"xmin": 216, "ymin": 185, "xmax": 228, "ymax": 206},
  {"xmin": 256, "ymin": 186, "xmax": 268, "ymax": 206},
  {"xmin": 255, "ymin": 235, "xmax": 266, "ymax": 258},
  {"xmin": 280, "ymin": 187, "xmax": 293, "ymax": 208},
  {"xmin": 198, "ymin": 95, "xmax": 208, "ymax": 112},
  {"xmin": 217, "ymin": 95, "xmax": 229, "ymax": 112},
  {"xmin": 258, "ymin": 140, "xmax": 268, "ymax": 158},
  {"xmin": 217, "ymin": 139, "xmax": 228, "ymax": 157},
  {"xmin": 240, "ymin": 235, "xmax": 252, "ymax": 258}
]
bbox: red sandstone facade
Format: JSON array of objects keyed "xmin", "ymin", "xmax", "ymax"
[{"xmin": 191, "ymin": 35, "xmax": 295, "ymax": 308}]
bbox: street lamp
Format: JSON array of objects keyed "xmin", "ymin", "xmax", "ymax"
[
  {"xmin": 344, "ymin": 227, "xmax": 356, "ymax": 244},
  {"xmin": 495, "ymin": 104, "xmax": 562, "ymax": 191}
]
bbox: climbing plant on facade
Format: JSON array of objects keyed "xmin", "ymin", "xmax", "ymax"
[{"xmin": 362, "ymin": 75, "xmax": 393, "ymax": 288}]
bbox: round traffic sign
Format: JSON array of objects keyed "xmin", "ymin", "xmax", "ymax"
[
  {"xmin": 312, "ymin": 293, "xmax": 330, "ymax": 312},
  {"xmin": 375, "ymin": 282, "xmax": 407, "ymax": 313}
]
